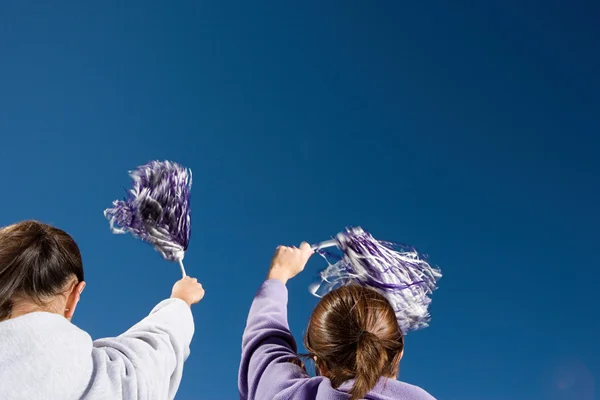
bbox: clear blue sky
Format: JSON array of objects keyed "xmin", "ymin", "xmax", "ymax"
[{"xmin": 1, "ymin": 1, "xmax": 598, "ymax": 399}]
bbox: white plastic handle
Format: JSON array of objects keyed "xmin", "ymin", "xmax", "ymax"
[
  {"xmin": 312, "ymin": 239, "xmax": 338, "ymax": 251},
  {"xmin": 178, "ymin": 259, "xmax": 187, "ymax": 277}
]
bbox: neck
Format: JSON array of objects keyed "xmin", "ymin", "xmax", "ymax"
[{"xmin": 8, "ymin": 298, "xmax": 64, "ymax": 319}]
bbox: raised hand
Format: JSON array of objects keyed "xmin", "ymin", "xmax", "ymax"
[{"xmin": 267, "ymin": 242, "xmax": 314, "ymax": 285}]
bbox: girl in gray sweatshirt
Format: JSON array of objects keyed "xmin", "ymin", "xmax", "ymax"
[{"xmin": 0, "ymin": 220, "xmax": 205, "ymax": 400}]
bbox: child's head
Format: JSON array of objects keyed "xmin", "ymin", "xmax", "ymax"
[
  {"xmin": 305, "ymin": 285, "xmax": 404, "ymax": 400},
  {"xmin": 0, "ymin": 220, "xmax": 85, "ymax": 322}
]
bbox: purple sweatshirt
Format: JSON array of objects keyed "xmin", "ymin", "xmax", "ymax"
[{"xmin": 239, "ymin": 279, "xmax": 436, "ymax": 400}]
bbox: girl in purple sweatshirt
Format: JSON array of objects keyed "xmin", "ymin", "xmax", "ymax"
[{"xmin": 239, "ymin": 242, "xmax": 436, "ymax": 400}]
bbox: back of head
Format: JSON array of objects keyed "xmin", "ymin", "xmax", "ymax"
[
  {"xmin": 0, "ymin": 220, "xmax": 83, "ymax": 321},
  {"xmin": 305, "ymin": 285, "xmax": 404, "ymax": 400}
]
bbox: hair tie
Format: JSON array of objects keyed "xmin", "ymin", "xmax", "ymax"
[{"xmin": 357, "ymin": 330, "xmax": 374, "ymax": 343}]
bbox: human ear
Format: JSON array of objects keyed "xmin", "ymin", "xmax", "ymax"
[
  {"xmin": 314, "ymin": 357, "xmax": 328, "ymax": 376},
  {"xmin": 64, "ymin": 281, "xmax": 86, "ymax": 321}
]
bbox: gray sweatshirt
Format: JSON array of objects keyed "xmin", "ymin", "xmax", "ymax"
[{"xmin": 0, "ymin": 298, "xmax": 194, "ymax": 400}]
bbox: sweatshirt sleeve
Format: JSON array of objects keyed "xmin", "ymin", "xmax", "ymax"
[
  {"xmin": 238, "ymin": 279, "xmax": 319, "ymax": 400},
  {"xmin": 88, "ymin": 298, "xmax": 195, "ymax": 400}
]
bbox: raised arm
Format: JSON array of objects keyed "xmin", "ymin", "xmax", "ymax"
[
  {"xmin": 239, "ymin": 243, "xmax": 322, "ymax": 400},
  {"xmin": 87, "ymin": 277, "xmax": 204, "ymax": 400}
]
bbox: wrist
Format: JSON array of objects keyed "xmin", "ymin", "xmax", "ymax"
[
  {"xmin": 171, "ymin": 295, "xmax": 192, "ymax": 307},
  {"xmin": 267, "ymin": 268, "xmax": 289, "ymax": 285}
]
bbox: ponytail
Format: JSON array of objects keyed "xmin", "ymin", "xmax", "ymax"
[
  {"xmin": 305, "ymin": 285, "xmax": 404, "ymax": 399},
  {"xmin": 351, "ymin": 332, "xmax": 388, "ymax": 400}
]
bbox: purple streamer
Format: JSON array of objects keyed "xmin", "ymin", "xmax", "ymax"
[
  {"xmin": 310, "ymin": 227, "xmax": 442, "ymax": 334},
  {"xmin": 104, "ymin": 161, "xmax": 192, "ymax": 271}
]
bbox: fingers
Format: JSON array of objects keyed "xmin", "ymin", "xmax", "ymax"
[
  {"xmin": 193, "ymin": 281, "xmax": 205, "ymax": 303},
  {"xmin": 273, "ymin": 243, "xmax": 314, "ymax": 263},
  {"xmin": 276, "ymin": 242, "xmax": 313, "ymax": 252},
  {"xmin": 196, "ymin": 285, "xmax": 206, "ymax": 302},
  {"xmin": 299, "ymin": 241, "xmax": 312, "ymax": 252},
  {"xmin": 185, "ymin": 276, "xmax": 201, "ymax": 290},
  {"xmin": 300, "ymin": 241, "xmax": 314, "ymax": 259}
]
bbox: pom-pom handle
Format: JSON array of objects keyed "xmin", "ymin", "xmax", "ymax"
[
  {"xmin": 312, "ymin": 239, "xmax": 338, "ymax": 251},
  {"xmin": 178, "ymin": 259, "xmax": 187, "ymax": 277}
]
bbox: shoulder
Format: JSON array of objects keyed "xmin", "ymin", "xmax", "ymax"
[
  {"xmin": 398, "ymin": 381, "xmax": 437, "ymax": 400},
  {"xmin": 274, "ymin": 375, "xmax": 330, "ymax": 399}
]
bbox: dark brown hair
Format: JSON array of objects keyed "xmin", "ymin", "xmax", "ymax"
[
  {"xmin": 305, "ymin": 285, "xmax": 404, "ymax": 400},
  {"xmin": 0, "ymin": 220, "xmax": 84, "ymax": 321}
]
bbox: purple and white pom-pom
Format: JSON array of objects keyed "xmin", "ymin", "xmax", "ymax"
[
  {"xmin": 309, "ymin": 227, "xmax": 442, "ymax": 335},
  {"xmin": 104, "ymin": 160, "xmax": 192, "ymax": 277}
]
